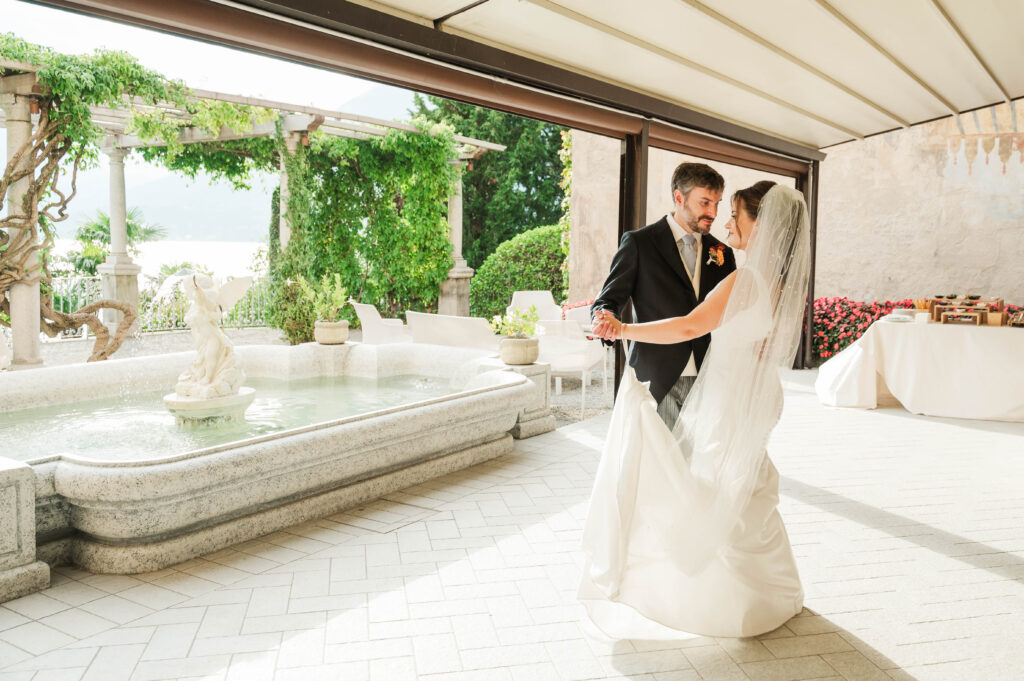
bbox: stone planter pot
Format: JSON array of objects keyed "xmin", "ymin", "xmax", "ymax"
[
  {"xmin": 314, "ymin": 320, "xmax": 349, "ymax": 345},
  {"xmin": 499, "ymin": 337, "xmax": 539, "ymax": 365}
]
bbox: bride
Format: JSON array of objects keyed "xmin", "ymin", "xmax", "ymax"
[{"xmin": 580, "ymin": 181, "xmax": 810, "ymax": 639}]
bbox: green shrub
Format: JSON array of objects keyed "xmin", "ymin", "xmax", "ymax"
[
  {"xmin": 470, "ymin": 224, "xmax": 565, "ymax": 319},
  {"xmin": 269, "ymin": 281, "xmax": 316, "ymax": 345}
]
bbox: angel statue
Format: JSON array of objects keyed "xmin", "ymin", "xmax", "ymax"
[{"xmin": 173, "ymin": 274, "xmax": 253, "ymax": 400}]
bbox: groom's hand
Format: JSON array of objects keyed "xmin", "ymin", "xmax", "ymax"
[{"xmin": 593, "ymin": 309, "xmax": 620, "ymax": 342}]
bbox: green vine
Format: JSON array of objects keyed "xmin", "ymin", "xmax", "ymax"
[
  {"xmin": 269, "ymin": 119, "xmax": 459, "ymax": 343},
  {"xmin": 138, "ymin": 137, "xmax": 279, "ymax": 190},
  {"xmin": 558, "ymin": 129, "xmax": 573, "ymax": 300},
  {"xmin": 0, "ymin": 33, "xmax": 190, "ymax": 164}
]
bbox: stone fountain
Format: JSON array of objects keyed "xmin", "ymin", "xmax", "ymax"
[{"xmin": 163, "ymin": 273, "xmax": 255, "ymax": 425}]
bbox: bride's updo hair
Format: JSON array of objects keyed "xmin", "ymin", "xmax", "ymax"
[{"xmin": 733, "ymin": 180, "xmax": 777, "ymax": 220}]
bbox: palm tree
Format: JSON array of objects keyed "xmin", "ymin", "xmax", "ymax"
[{"xmin": 75, "ymin": 207, "xmax": 167, "ymax": 251}]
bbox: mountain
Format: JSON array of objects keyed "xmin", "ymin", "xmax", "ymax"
[
  {"xmin": 112, "ymin": 174, "xmax": 274, "ymax": 241},
  {"xmin": 339, "ymin": 83, "xmax": 417, "ymax": 121},
  {"xmin": 53, "ymin": 168, "xmax": 274, "ymax": 242}
]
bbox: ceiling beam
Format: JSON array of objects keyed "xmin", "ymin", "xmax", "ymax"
[
  {"xmin": 676, "ymin": 0, "xmax": 909, "ymax": 128},
  {"xmin": 927, "ymin": 0, "xmax": 1011, "ymax": 104},
  {"xmin": 524, "ymin": 0, "xmax": 863, "ymax": 140},
  {"xmin": 812, "ymin": 0, "xmax": 959, "ymax": 116},
  {"xmin": 433, "ymin": 0, "xmax": 491, "ymax": 30},
  {"xmin": 648, "ymin": 120, "xmax": 808, "ymax": 177}
]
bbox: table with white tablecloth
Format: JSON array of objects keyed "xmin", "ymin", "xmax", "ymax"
[{"xmin": 815, "ymin": 320, "xmax": 1024, "ymax": 421}]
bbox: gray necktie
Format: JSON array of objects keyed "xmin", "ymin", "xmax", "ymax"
[{"xmin": 678, "ymin": 233, "xmax": 697, "ymax": 274}]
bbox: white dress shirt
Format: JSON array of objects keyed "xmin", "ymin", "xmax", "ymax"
[{"xmin": 666, "ymin": 212, "xmax": 701, "ymax": 377}]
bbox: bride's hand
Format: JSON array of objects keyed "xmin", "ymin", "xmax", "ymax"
[{"xmin": 593, "ymin": 309, "xmax": 622, "ymax": 341}]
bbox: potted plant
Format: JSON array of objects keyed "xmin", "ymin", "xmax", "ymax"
[
  {"xmin": 297, "ymin": 273, "xmax": 350, "ymax": 345},
  {"xmin": 490, "ymin": 305, "xmax": 540, "ymax": 365}
]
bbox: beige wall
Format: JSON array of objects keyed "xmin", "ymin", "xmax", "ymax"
[
  {"xmin": 567, "ymin": 131, "xmax": 620, "ymax": 305},
  {"xmin": 817, "ymin": 101, "xmax": 1024, "ymax": 304},
  {"xmin": 567, "ymin": 130, "xmax": 793, "ymax": 303}
]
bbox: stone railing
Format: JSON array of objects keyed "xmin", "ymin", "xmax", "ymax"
[
  {"xmin": 43, "ymin": 275, "xmax": 274, "ymax": 339},
  {"xmin": 48, "ymin": 275, "xmax": 103, "ymax": 339},
  {"xmin": 137, "ymin": 277, "xmax": 274, "ymax": 333}
]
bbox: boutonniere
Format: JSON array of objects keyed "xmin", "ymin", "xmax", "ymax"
[{"xmin": 706, "ymin": 244, "xmax": 726, "ymax": 266}]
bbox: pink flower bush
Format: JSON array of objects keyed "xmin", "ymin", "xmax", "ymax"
[
  {"xmin": 561, "ymin": 298, "xmax": 594, "ymax": 318},
  {"xmin": 812, "ymin": 297, "xmax": 913, "ymax": 361},
  {"xmin": 813, "ymin": 298, "xmax": 1022, "ymax": 362}
]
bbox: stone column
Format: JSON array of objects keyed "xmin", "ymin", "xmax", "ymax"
[
  {"xmin": 438, "ymin": 161, "xmax": 475, "ymax": 316},
  {"xmin": 96, "ymin": 147, "xmax": 141, "ymax": 334},
  {"xmin": 278, "ymin": 137, "xmax": 296, "ymax": 250},
  {"xmin": 1, "ymin": 85, "xmax": 42, "ymax": 368},
  {"xmin": 278, "ymin": 114, "xmax": 311, "ymax": 251}
]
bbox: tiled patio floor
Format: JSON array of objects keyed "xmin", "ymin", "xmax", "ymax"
[{"xmin": 2, "ymin": 370, "xmax": 1022, "ymax": 681}]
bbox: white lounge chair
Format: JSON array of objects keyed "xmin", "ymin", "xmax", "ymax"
[
  {"xmin": 349, "ymin": 299, "xmax": 412, "ymax": 344},
  {"xmin": 537, "ymin": 319, "xmax": 607, "ymax": 418},
  {"xmin": 507, "ymin": 290, "xmax": 563, "ymax": 323},
  {"xmin": 406, "ymin": 310, "xmax": 499, "ymax": 351}
]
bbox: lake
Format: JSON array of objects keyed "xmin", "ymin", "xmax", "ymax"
[{"xmin": 53, "ymin": 239, "xmax": 266, "ymax": 280}]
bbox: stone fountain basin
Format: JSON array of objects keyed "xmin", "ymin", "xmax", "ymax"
[{"xmin": 0, "ymin": 343, "xmax": 550, "ymax": 574}]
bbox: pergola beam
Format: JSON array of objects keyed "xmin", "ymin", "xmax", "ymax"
[
  {"xmin": 183, "ymin": 88, "xmax": 506, "ymax": 151},
  {"xmin": 522, "ymin": 0, "xmax": 863, "ymax": 140},
  {"xmin": 111, "ymin": 120, "xmax": 280, "ymax": 148},
  {"xmin": 1, "ymin": 58, "xmax": 504, "ymax": 154},
  {"xmin": 676, "ymin": 0, "xmax": 909, "ymax": 129}
]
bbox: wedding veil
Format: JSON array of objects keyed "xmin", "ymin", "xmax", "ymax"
[{"xmin": 667, "ymin": 184, "xmax": 812, "ymax": 573}]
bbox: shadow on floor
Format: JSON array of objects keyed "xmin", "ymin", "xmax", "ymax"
[
  {"xmin": 782, "ymin": 476, "xmax": 1024, "ymax": 582},
  {"xmin": 602, "ymin": 606, "xmax": 912, "ymax": 680}
]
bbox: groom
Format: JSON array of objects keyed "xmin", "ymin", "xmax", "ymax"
[{"xmin": 592, "ymin": 162, "xmax": 736, "ymax": 427}]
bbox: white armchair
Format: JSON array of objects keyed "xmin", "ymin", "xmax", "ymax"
[
  {"xmin": 537, "ymin": 319, "xmax": 607, "ymax": 418},
  {"xmin": 507, "ymin": 290, "xmax": 563, "ymax": 323},
  {"xmin": 349, "ymin": 299, "xmax": 412, "ymax": 344},
  {"xmin": 562, "ymin": 305, "xmax": 613, "ymax": 396}
]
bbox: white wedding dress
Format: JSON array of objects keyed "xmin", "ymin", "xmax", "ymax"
[{"xmin": 579, "ymin": 186, "xmax": 809, "ymax": 639}]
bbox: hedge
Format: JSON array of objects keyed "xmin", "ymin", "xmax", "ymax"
[{"xmin": 469, "ymin": 224, "xmax": 565, "ymax": 319}]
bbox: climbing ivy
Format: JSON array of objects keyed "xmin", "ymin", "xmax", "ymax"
[
  {"xmin": 0, "ymin": 33, "xmax": 190, "ymax": 164},
  {"xmin": 138, "ymin": 137, "xmax": 279, "ymax": 191},
  {"xmin": 269, "ymin": 120, "xmax": 459, "ymax": 342},
  {"xmin": 558, "ymin": 129, "xmax": 573, "ymax": 298}
]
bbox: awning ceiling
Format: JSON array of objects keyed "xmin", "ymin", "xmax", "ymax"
[
  {"xmin": 24, "ymin": 0, "xmax": 1024, "ymax": 162},
  {"xmin": 357, "ymin": 0, "xmax": 1023, "ymax": 150}
]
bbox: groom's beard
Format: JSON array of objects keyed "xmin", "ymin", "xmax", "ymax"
[{"xmin": 687, "ymin": 216, "xmax": 713, "ymax": 234}]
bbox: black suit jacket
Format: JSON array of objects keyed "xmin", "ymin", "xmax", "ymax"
[{"xmin": 593, "ymin": 216, "xmax": 737, "ymax": 404}]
